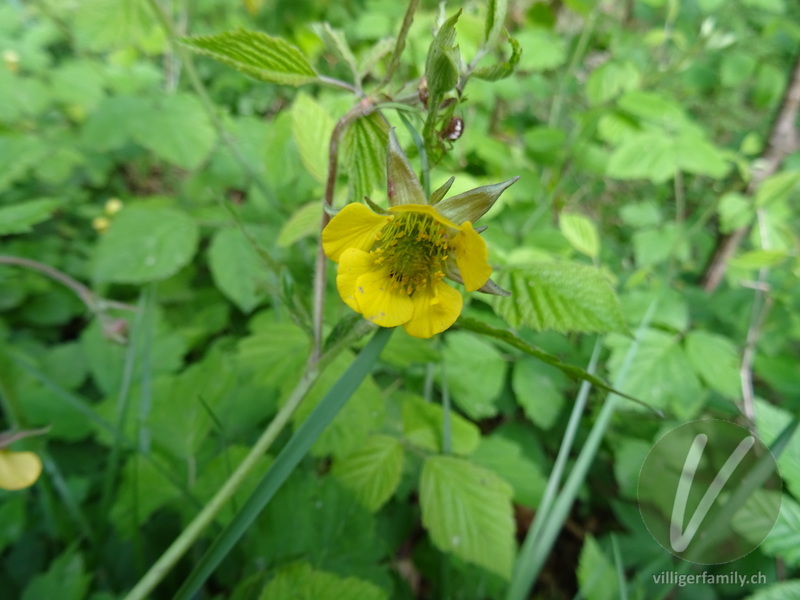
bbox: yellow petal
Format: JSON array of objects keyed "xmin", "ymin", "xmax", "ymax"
[
  {"xmin": 0, "ymin": 450, "xmax": 42, "ymax": 491},
  {"xmin": 336, "ymin": 248, "xmax": 375, "ymax": 313},
  {"xmin": 450, "ymin": 222, "xmax": 491, "ymax": 291},
  {"xmin": 389, "ymin": 204, "xmax": 459, "ymax": 230},
  {"xmin": 354, "ymin": 268, "xmax": 414, "ymax": 327},
  {"xmin": 403, "ymin": 281, "xmax": 463, "ymax": 339},
  {"xmin": 322, "ymin": 203, "xmax": 392, "ymax": 263}
]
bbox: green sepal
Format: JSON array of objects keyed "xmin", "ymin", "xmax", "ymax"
[
  {"xmin": 363, "ymin": 196, "xmax": 389, "ymax": 215},
  {"xmin": 435, "ymin": 176, "xmax": 519, "ymax": 224},
  {"xmin": 429, "ymin": 176, "xmax": 456, "ymax": 205},
  {"xmin": 323, "ymin": 204, "xmax": 340, "ymax": 217},
  {"xmin": 425, "ymin": 10, "xmax": 462, "ymax": 96},
  {"xmin": 386, "ymin": 128, "xmax": 426, "ymax": 206}
]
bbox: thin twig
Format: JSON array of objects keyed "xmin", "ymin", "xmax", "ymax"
[
  {"xmin": 701, "ymin": 52, "xmax": 800, "ymax": 291},
  {"xmin": 311, "ymin": 99, "xmax": 377, "ymax": 362},
  {"xmin": 0, "ymin": 255, "xmax": 136, "ymax": 313},
  {"xmin": 381, "ymin": 0, "xmax": 420, "ymax": 88}
]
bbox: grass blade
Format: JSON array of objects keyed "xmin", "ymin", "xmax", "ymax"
[{"xmin": 172, "ymin": 326, "xmax": 393, "ymax": 600}]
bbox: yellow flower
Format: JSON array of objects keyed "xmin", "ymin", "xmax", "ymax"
[
  {"xmin": 0, "ymin": 428, "xmax": 46, "ymax": 491},
  {"xmin": 0, "ymin": 450, "xmax": 42, "ymax": 491},
  {"xmin": 322, "ymin": 130, "xmax": 517, "ymax": 339}
]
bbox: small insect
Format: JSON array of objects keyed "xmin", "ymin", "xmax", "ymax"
[{"xmin": 439, "ymin": 116, "xmax": 464, "ymax": 141}]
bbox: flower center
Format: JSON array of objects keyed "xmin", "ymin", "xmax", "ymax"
[{"xmin": 371, "ymin": 211, "xmax": 450, "ymax": 294}]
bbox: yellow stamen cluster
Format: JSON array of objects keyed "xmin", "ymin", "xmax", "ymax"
[{"xmin": 371, "ymin": 212, "xmax": 450, "ymax": 294}]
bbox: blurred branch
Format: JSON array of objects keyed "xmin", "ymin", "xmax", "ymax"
[
  {"xmin": 0, "ymin": 255, "xmax": 136, "ymax": 313},
  {"xmin": 701, "ymin": 52, "xmax": 800, "ymax": 291}
]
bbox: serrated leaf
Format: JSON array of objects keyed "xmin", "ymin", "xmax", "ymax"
[
  {"xmin": 754, "ymin": 399, "xmax": 800, "ymax": 499},
  {"xmin": 472, "ymin": 36, "xmax": 522, "ymax": 82},
  {"xmin": 313, "ymin": 23, "xmax": 358, "ymax": 80},
  {"xmin": 93, "ymin": 205, "xmax": 199, "ymax": 284},
  {"xmin": 278, "ymin": 202, "xmax": 322, "ymax": 247},
  {"xmin": 755, "ymin": 170, "xmax": 800, "ymax": 207},
  {"xmin": 133, "ymin": 94, "xmax": 216, "ymax": 170},
  {"xmin": 685, "ymin": 331, "xmax": 740, "ymax": 398},
  {"xmin": 258, "ymin": 562, "xmax": 387, "ymax": 600},
  {"xmin": 485, "ymin": 0, "xmax": 508, "ymax": 47},
  {"xmin": 332, "ymin": 434, "xmax": 404, "ymax": 511},
  {"xmin": 605, "ymin": 329, "xmax": 704, "ymax": 418},
  {"xmin": 471, "ymin": 435, "xmax": 546, "ymax": 507},
  {"xmin": 577, "ymin": 535, "xmax": 618, "ymax": 600},
  {"xmin": 0, "ymin": 198, "xmax": 60, "ymax": 236},
  {"xmin": 181, "ymin": 29, "xmax": 318, "ymax": 86},
  {"xmin": 736, "ymin": 491, "xmax": 800, "ymax": 565},
  {"xmin": 292, "ymin": 93, "xmax": 335, "ymax": 184},
  {"xmin": 559, "ymin": 212, "xmax": 600, "ymax": 258},
  {"xmin": 208, "ymin": 227, "xmax": 272, "ymax": 313},
  {"xmin": 420, "ymin": 455, "xmax": 514, "ymax": 578},
  {"xmin": 402, "ymin": 395, "xmax": 480, "ymax": 455},
  {"xmin": 491, "ymin": 262, "xmax": 626, "ymax": 333},
  {"xmin": 343, "ymin": 112, "xmax": 388, "ymax": 203},
  {"xmin": 512, "ymin": 357, "xmax": 566, "ymax": 429},
  {"xmin": 457, "ymin": 317, "xmax": 640, "ymax": 404},
  {"xmin": 745, "ymin": 581, "xmax": 800, "ymax": 600},
  {"xmin": 718, "ymin": 192, "xmax": 754, "ymax": 233},
  {"xmin": 441, "ymin": 331, "xmax": 506, "ymax": 420}
]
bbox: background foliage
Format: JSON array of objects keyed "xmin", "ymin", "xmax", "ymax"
[{"xmin": 1, "ymin": 0, "xmax": 799, "ymax": 599}]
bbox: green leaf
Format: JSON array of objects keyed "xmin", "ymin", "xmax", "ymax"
[
  {"xmin": 441, "ymin": 331, "xmax": 506, "ymax": 420},
  {"xmin": 132, "ymin": 94, "xmax": 216, "ymax": 170},
  {"xmin": 457, "ymin": 317, "xmax": 639, "ymax": 403},
  {"xmin": 291, "ymin": 93, "xmax": 335, "ymax": 184},
  {"xmin": 258, "ymin": 562, "xmax": 387, "ymax": 600},
  {"xmin": 312, "ymin": 23, "xmax": 358, "ymax": 80},
  {"xmin": 472, "ymin": 37, "xmax": 522, "ymax": 82},
  {"xmin": 730, "ymin": 249, "xmax": 788, "ymax": 270},
  {"xmin": 181, "ymin": 29, "xmax": 318, "ymax": 86},
  {"xmin": 343, "ymin": 112, "xmax": 389, "ymax": 203},
  {"xmin": 471, "ymin": 434, "xmax": 546, "ymax": 508},
  {"xmin": 585, "ymin": 61, "xmax": 641, "ymax": 105},
  {"xmin": 208, "ymin": 227, "xmax": 271, "ymax": 313},
  {"xmin": 420, "ymin": 455, "xmax": 515, "ymax": 578},
  {"xmin": 605, "ymin": 329, "xmax": 704, "ymax": 418},
  {"xmin": 559, "ymin": 212, "xmax": 600, "ymax": 258},
  {"xmin": 491, "ymin": 262, "xmax": 626, "ymax": 333},
  {"xmin": 485, "ymin": 0, "xmax": 508, "ymax": 47},
  {"xmin": 0, "ymin": 198, "xmax": 60, "ymax": 236},
  {"xmin": 754, "ymin": 399, "xmax": 800, "ymax": 499},
  {"xmin": 745, "ymin": 581, "xmax": 800, "ymax": 600},
  {"xmin": 425, "ymin": 10, "xmax": 461, "ymax": 95},
  {"xmin": 110, "ymin": 456, "xmax": 180, "ymax": 536},
  {"xmin": 736, "ymin": 491, "xmax": 800, "ymax": 566},
  {"xmin": 93, "ymin": 204, "xmax": 199, "ymax": 284},
  {"xmin": 21, "ymin": 551, "xmax": 90, "ymax": 600},
  {"xmin": 718, "ymin": 192, "xmax": 754, "ymax": 233},
  {"xmin": 755, "ymin": 170, "xmax": 800, "ymax": 206},
  {"xmin": 512, "ymin": 357, "xmax": 566, "ymax": 430},
  {"xmin": 516, "ymin": 27, "xmax": 566, "ymax": 71},
  {"xmin": 73, "ymin": 0, "xmax": 164, "ymax": 54},
  {"xmin": 402, "ymin": 395, "xmax": 480, "ymax": 455},
  {"xmin": 577, "ymin": 535, "xmax": 618, "ymax": 600},
  {"xmin": 333, "ymin": 434, "xmax": 404, "ymax": 511},
  {"xmin": 277, "ymin": 201, "xmax": 322, "ymax": 247},
  {"xmin": 685, "ymin": 331, "xmax": 740, "ymax": 398}
]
